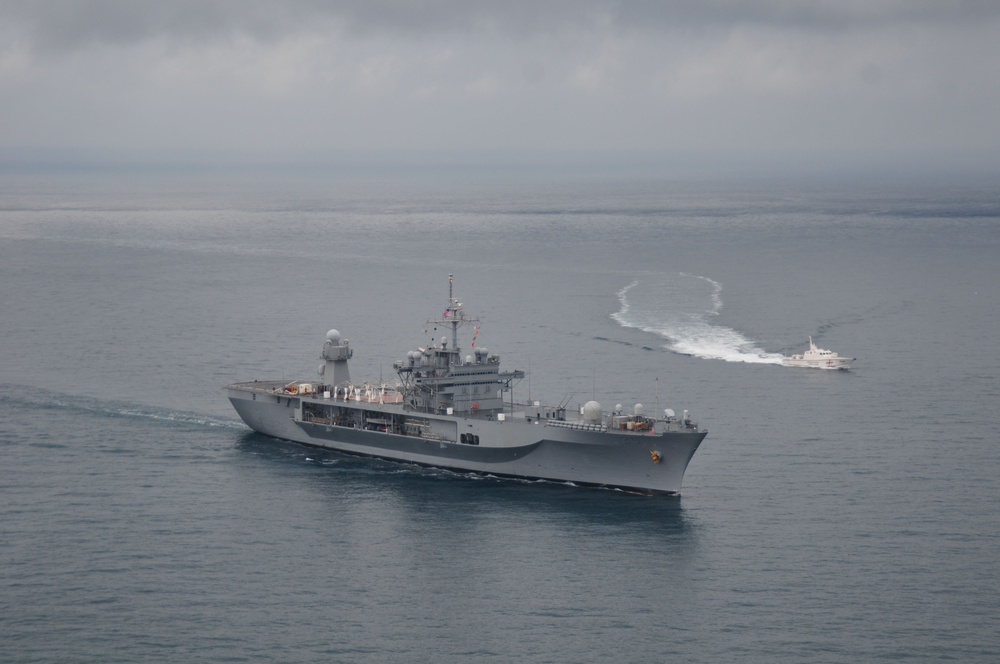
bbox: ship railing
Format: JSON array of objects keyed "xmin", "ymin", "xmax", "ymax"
[
  {"xmin": 325, "ymin": 383, "xmax": 405, "ymax": 404},
  {"xmin": 545, "ymin": 420, "xmax": 607, "ymax": 433}
]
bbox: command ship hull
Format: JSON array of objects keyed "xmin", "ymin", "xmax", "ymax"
[
  {"xmin": 228, "ymin": 381, "xmax": 706, "ymax": 494},
  {"xmin": 226, "ymin": 276, "xmax": 706, "ymax": 495}
]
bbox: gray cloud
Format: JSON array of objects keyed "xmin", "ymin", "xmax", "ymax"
[
  {"xmin": 1, "ymin": 1, "xmax": 998, "ymax": 162},
  {"xmin": 5, "ymin": 0, "xmax": 1000, "ymax": 53},
  {"xmin": 1, "ymin": 1, "xmax": 308, "ymax": 52}
]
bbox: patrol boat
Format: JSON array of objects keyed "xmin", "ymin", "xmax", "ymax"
[
  {"xmin": 782, "ymin": 336, "xmax": 855, "ymax": 370},
  {"xmin": 226, "ymin": 276, "xmax": 707, "ymax": 495}
]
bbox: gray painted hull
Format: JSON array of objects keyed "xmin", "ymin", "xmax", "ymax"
[{"xmin": 228, "ymin": 382, "xmax": 706, "ymax": 495}]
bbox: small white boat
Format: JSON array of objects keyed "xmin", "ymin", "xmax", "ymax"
[{"xmin": 782, "ymin": 337, "xmax": 855, "ymax": 370}]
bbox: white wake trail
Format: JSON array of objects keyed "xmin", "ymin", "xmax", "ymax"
[{"xmin": 613, "ymin": 275, "xmax": 784, "ymax": 365}]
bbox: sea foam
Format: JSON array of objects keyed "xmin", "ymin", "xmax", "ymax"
[{"xmin": 612, "ymin": 275, "xmax": 784, "ymax": 364}]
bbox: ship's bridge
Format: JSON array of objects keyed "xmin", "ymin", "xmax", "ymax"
[
  {"xmin": 395, "ymin": 344, "xmax": 523, "ymax": 415},
  {"xmin": 391, "ymin": 275, "xmax": 524, "ymax": 415}
]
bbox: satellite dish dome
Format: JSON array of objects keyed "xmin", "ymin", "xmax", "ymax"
[
  {"xmin": 615, "ymin": 404, "xmax": 623, "ymax": 414},
  {"xmin": 582, "ymin": 401, "xmax": 602, "ymax": 423},
  {"xmin": 466, "ymin": 355, "xmax": 474, "ymax": 364},
  {"xmin": 326, "ymin": 329, "xmax": 341, "ymax": 343},
  {"xmin": 634, "ymin": 403, "xmax": 645, "ymax": 416},
  {"xmin": 665, "ymin": 408, "xmax": 675, "ymax": 418}
]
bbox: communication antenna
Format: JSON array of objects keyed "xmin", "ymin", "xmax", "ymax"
[{"xmin": 527, "ymin": 356, "xmax": 532, "ymax": 402}]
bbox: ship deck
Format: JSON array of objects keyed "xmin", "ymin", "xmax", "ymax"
[{"xmin": 227, "ymin": 380, "xmax": 701, "ymax": 435}]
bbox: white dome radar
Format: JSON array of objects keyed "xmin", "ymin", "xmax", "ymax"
[{"xmin": 582, "ymin": 401, "xmax": 603, "ymax": 423}]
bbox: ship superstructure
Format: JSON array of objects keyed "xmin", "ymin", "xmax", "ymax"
[{"xmin": 394, "ymin": 276, "xmax": 524, "ymax": 416}]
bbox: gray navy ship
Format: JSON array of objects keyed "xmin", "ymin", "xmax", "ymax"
[{"xmin": 227, "ymin": 276, "xmax": 707, "ymax": 494}]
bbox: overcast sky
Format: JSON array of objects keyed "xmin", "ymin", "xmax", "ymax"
[{"xmin": 2, "ymin": 0, "xmax": 998, "ymax": 165}]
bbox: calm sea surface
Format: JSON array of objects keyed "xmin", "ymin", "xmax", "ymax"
[{"xmin": 2, "ymin": 169, "xmax": 999, "ymax": 662}]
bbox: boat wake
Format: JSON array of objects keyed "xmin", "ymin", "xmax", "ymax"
[
  {"xmin": 612, "ymin": 276, "xmax": 784, "ymax": 364},
  {"xmin": 0, "ymin": 383, "xmax": 248, "ymax": 431}
]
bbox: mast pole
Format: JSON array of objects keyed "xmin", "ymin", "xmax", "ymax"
[{"xmin": 449, "ymin": 274, "xmax": 459, "ymax": 358}]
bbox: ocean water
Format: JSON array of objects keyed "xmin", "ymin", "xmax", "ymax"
[{"xmin": 2, "ymin": 168, "xmax": 999, "ymax": 662}]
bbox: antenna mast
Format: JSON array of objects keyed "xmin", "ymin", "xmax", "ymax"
[{"xmin": 447, "ymin": 274, "xmax": 460, "ymax": 352}]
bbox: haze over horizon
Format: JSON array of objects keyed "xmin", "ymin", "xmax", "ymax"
[{"xmin": 2, "ymin": 1, "xmax": 999, "ymax": 174}]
